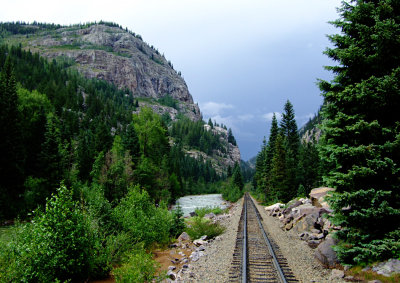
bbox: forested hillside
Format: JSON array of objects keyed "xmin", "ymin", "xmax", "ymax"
[{"xmin": 253, "ymin": 0, "xmax": 400, "ymax": 267}]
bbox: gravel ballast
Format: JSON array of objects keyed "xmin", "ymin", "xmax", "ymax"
[{"xmin": 177, "ymin": 196, "xmax": 346, "ymax": 282}]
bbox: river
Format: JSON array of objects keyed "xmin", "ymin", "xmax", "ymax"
[{"xmin": 173, "ymin": 194, "xmax": 229, "ymax": 217}]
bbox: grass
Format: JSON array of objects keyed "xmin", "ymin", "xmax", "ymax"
[
  {"xmin": 346, "ymin": 265, "xmax": 400, "ymax": 283},
  {"xmin": 194, "ymin": 206, "xmax": 228, "ymax": 218},
  {"xmin": 185, "ymin": 216, "xmax": 225, "ymax": 240}
]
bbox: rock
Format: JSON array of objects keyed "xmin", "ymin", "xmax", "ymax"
[
  {"xmin": 196, "ymin": 245, "xmax": 205, "ymax": 251},
  {"xmin": 284, "ymin": 222, "xmax": 293, "ymax": 231},
  {"xmin": 200, "ymin": 235, "xmax": 208, "ymax": 241},
  {"xmin": 329, "ymin": 269, "xmax": 344, "ymax": 280},
  {"xmin": 314, "ymin": 236, "xmax": 339, "ymax": 268},
  {"xmin": 181, "ymin": 258, "xmax": 189, "ymax": 264},
  {"xmin": 167, "ymin": 270, "xmax": 177, "ymax": 280},
  {"xmin": 168, "ymin": 266, "xmax": 176, "ymax": 271},
  {"xmin": 367, "ymin": 280, "xmax": 382, "ymax": 283},
  {"xmin": 193, "ymin": 239, "xmax": 208, "ymax": 246},
  {"xmin": 189, "ymin": 212, "xmax": 197, "ymax": 217},
  {"xmin": 372, "ymin": 259, "xmax": 400, "ymax": 277},
  {"xmin": 307, "ymin": 239, "xmax": 321, "ymax": 248},
  {"xmin": 283, "ymin": 200, "xmax": 303, "ymax": 216},
  {"xmin": 309, "ymin": 187, "xmax": 335, "ymax": 207},
  {"xmin": 265, "ymin": 203, "xmax": 284, "ymax": 211},
  {"xmin": 293, "ymin": 213, "xmax": 319, "ymax": 233},
  {"xmin": 178, "ymin": 232, "xmax": 190, "ymax": 242},
  {"xmin": 204, "ymin": 212, "xmax": 216, "ymax": 219}
]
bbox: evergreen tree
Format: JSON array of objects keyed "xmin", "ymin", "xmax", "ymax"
[
  {"xmin": 228, "ymin": 128, "xmax": 237, "ymax": 146},
  {"xmin": 232, "ymin": 162, "xmax": 244, "ymax": 191},
  {"xmin": 280, "ymin": 100, "xmax": 300, "ymax": 199},
  {"xmin": 264, "ymin": 113, "xmax": 279, "ymax": 183},
  {"xmin": 319, "ymin": 0, "xmax": 400, "ymax": 264},
  {"xmin": 269, "ymin": 133, "xmax": 289, "ymax": 202},
  {"xmin": 122, "ymin": 122, "xmax": 140, "ymax": 164},
  {"xmin": 280, "ymin": 100, "xmax": 299, "ymax": 158},
  {"xmin": 208, "ymin": 118, "xmax": 213, "ymax": 129},
  {"xmin": 0, "ymin": 58, "xmax": 24, "ymax": 218}
]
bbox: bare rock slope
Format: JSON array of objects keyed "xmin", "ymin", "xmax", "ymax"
[{"xmin": 16, "ymin": 24, "xmax": 201, "ymax": 120}]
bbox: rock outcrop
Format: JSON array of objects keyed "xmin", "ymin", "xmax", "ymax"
[
  {"xmin": 19, "ymin": 24, "xmax": 201, "ymax": 120},
  {"xmin": 265, "ymin": 188, "xmax": 341, "ymax": 268}
]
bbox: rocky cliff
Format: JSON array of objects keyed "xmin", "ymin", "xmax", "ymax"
[{"xmin": 6, "ymin": 23, "xmax": 201, "ymax": 120}]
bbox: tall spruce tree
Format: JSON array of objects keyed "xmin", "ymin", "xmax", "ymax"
[
  {"xmin": 280, "ymin": 100, "xmax": 300, "ymax": 200},
  {"xmin": 319, "ymin": 0, "xmax": 400, "ymax": 264},
  {"xmin": 0, "ymin": 58, "xmax": 24, "ymax": 218}
]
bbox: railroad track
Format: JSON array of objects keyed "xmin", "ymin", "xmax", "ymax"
[{"xmin": 229, "ymin": 193, "xmax": 298, "ymax": 283}]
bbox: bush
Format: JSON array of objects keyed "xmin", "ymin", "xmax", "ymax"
[
  {"xmin": 221, "ymin": 182, "xmax": 243, "ymax": 202},
  {"xmin": 114, "ymin": 243, "xmax": 160, "ymax": 283},
  {"xmin": 113, "ymin": 185, "xmax": 173, "ymax": 247},
  {"xmin": 185, "ymin": 216, "xmax": 225, "ymax": 240},
  {"xmin": 0, "ymin": 185, "xmax": 110, "ymax": 282},
  {"xmin": 194, "ymin": 206, "xmax": 228, "ymax": 218}
]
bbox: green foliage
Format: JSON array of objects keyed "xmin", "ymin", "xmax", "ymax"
[
  {"xmin": 253, "ymin": 102, "xmax": 307, "ymax": 204},
  {"xmin": 0, "ymin": 185, "xmax": 110, "ymax": 282},
  {"xmin": 113, "ymin": 185, "xmax": 173, "ymax": 247},
  {"xmin": 114, "ymin": 243, "xmax": 160, "ymax": 283},
  {"xmin": 221, "ymin": 181, "xmax": 243, "ymax": 203},
  {"xmin": 170, "ymin": 204, "xmax": 185, "ymax": 238},
  {"xmin": 194, "ymin": 206, "xmax": 228, "ymax": 218},
  {"xmin": 158, "ymin": 94, "xmax": 178, "ymax": 110},
  {"xmin": 327, "ymin": 189, "xmax": 400, "ymax": 265},
  {"xmin": 319, "ymin": 0, "xmax": 400, "ymax": 265},
  {"xmin": 185, "ymin": 216, "xmax": 225, "ymax": 240}
]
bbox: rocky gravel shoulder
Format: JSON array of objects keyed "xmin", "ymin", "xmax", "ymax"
[
  {"xmin": 252, "ymin": 196, "xmax": 346, "ymax": 283},
  {"xmin": 177, "ymin": 199, "xmax": 243, "ymax": 282}
]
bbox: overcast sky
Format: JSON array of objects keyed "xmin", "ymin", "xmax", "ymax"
[{"xmin": 1, "ymin": 0, "xmax": 343, "ymax": 160}]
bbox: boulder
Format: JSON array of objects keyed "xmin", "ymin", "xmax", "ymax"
[
  {"xmin": 193, "ymin": 239, "xmax": 208, "ymax": 246},
  {"xmin": 283, "ymin": 200, "xmax": 303, "ymax": 216},
  {"xmin": 315, "ymin": 236, "xmax": 339, "ymax": 268},
  {"xmin": 372, "ymin": 259, "xmax": 400, "ymax": 277},
  {"xmin": 177, "ymin": 232, "xmax": 190, "ymax": 242},
  {"xmin": 309, "ymin": 187, "xmax": 335, "ymax": 207},
  {"xmin": 293, "ymin": 213, "xmax": 319, "ymax": 233},
  {"xmin": 265, "ymin": 203, "xmax": 284, "ymax": 211},
  {"xmin": 167, "ymin": 270, "xmax": 177, "ymax": 280},
  {"xmin": 307, "ymin": 239, "xmax": 321, "ymax": 249},
  {"xmin": 204, "ymin": 212, "xmax": 216, "ymax": 220}
]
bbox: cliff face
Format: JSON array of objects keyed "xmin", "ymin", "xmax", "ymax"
[{"xmin": 16, "ymin": 24, "xmax": 201, "ymax": 120}]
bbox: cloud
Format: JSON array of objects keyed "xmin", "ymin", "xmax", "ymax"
[
  {"xmin": 201, "ymin": 101, "xmax": 234, "ymax": 117},
  {"xmin": 238, "ymin": 114, "xmax": 255, "ymax": 122},
  {"xmin": 262, "ymin": 112, "xmax": 282, "ymax": 121}
]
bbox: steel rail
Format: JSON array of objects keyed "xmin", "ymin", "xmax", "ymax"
[
  {"xmin": 242, "ymin": 195, "xmax": 247, "ymax": 282},
  {"xmin": 248, "ymin": 193, "xmax": 287, "ymax": 283}
]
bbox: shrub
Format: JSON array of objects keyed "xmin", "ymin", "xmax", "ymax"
[
  {"xmin": 194, "ymin": 206, "xmax": 228, "ymax": 218},
  {"xmin": 113, "ymin": 185, "xmax": 173, "ymax": 247},
  {"xmin": 0, "ymin": 185, "xmax": 110, "ymax": 282},
  {"xmin": 185, "ymin": 216, "xmax": 225, "ymax": 240},
  {"xmin": 114, "ymin": 243, "xmax": 160, "ymax": 283}
]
